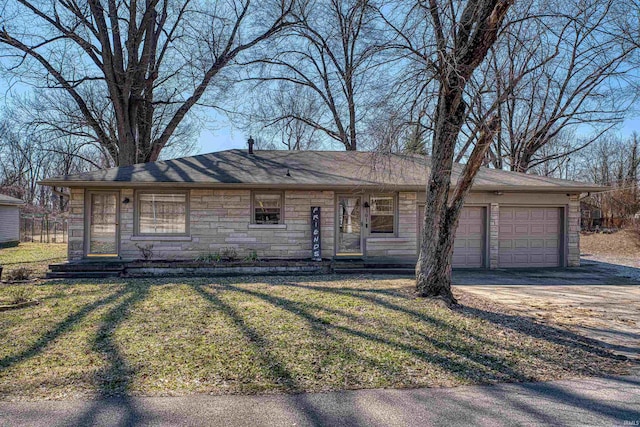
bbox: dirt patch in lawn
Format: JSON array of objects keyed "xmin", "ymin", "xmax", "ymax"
[{"xmin": 0, "ymin": 276, "xmax": 632, "ymax": 401}]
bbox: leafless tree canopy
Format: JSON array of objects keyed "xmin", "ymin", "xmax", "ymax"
[
  {"xmin": 0, "ymin": 0, "xmax": 299, "ymax": 166},
  {"xmin": 480, "ymin": 0, "xmax": 637, "ymax": 173},
  {"xmin": 236, "ymin": 0, "xmax": 387, "ymax": 151}
]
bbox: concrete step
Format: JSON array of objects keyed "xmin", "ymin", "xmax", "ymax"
[
  {"xmin": 46, "ymin": 271, "xmax": 122, "ymax": 279},
  {"xmin": 49, "ymin": 263, "xmax": 125, "ymax": 272}
]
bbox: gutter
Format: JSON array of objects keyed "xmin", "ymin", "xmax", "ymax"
[{"xmin": 38, "ymin": 180, "xmax": 607, "ymax": 194}]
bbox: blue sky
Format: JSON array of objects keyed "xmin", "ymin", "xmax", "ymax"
[
  {"xmin": 2, "ymin": 76, "xmax": 639, "ymax": 156},
  {"xmin": 194, "ymin": 116, "xmax": 640, "ymax": 155},
  {"xmin": 197, "ymin": 126, "xmax": 245, "ymax": 154}
]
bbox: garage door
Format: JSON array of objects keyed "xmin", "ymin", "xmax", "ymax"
[
  {"xmin": 419, "ymin": 206, "xmax": 485, "ymax": 268},
  {"xmin": 498, "ymin": 207, "xmax": 562, "ymax": 267}
]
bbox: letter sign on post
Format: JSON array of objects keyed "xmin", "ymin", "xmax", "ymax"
[{"xmin": 311, "ymin": 207, "xmax": 322, "ymax": 261}]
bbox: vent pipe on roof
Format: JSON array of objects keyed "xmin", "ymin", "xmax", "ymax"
[{"xmin": 248, "ymin": 136, "xmax": 255, "ymax": 154}]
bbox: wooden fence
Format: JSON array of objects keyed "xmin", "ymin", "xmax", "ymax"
[{"xmin": 20, "ymin": 215, "xmax": 68, "ymax": 243}]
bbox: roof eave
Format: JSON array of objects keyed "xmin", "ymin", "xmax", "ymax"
[{"xmin": 38, "ymin": 179, "xmax": 605, "ymax": 194}]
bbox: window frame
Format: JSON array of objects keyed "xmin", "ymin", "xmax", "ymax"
[
  {"xmin": 134, "ymin": 190, "xmax": 190, "ymax": 237},
  {"xmin": 369, "ymin": 193, "xmax": 397, "ymax": 235},
  {"xmin": 251, "ymin": 191, "xmax": 284, "ymax": 225}
]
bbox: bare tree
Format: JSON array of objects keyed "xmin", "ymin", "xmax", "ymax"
[
  {"xmin": 0, "ymin": 0, "xmax": 298, "ymax": 166},
  {"xmin": 0, "ymin": 103, "xmax": 99, "ymax": 212},
  {"xmin": 574, "ymin": 133, "xmax": 640, "ymax": 226},
  {"xmin": 386, "ymin": 0, "xmax": 512, "ymax": 305},
  {"xmin": 239, "ymin": 83, "xmax": 323, "ymax": 150},
  {"xmin": 243, "ymin": 0, "xmax": 384, "ymax": 150},
  {"xmin": 479, "ymin": 0, "xmax": 636, "ymax": 172}
]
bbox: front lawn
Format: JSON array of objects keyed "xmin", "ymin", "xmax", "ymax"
[
  {"xmin": 0, "ymin": 276, "xmax": 631, "ymax": 400},
  {"xmin": 0, "ymin": 243, "xmax": 67, "ymax": 278}
]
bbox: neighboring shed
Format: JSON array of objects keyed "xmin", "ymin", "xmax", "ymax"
[{"xmin": 0, "ymin": 194, "xmax": 24, "ymax": 247}]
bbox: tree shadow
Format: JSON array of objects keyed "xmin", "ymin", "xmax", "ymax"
[
  {"xmin": 477, "ymin": 376, "xmax": 640, "ymax": 424},
  {"xmin": 67, "ymin": 281, "xmax": 153, "ymax": 426},
  {"xmin": 196, "ymin": 282, "xmax": 532, "ymax": 384},
  {"xmin": 457, "ymin": 304, "xmax": 629, "ymax": 361},
  {"xmin": 190, "ymin": 283, "xmax": 347, "ymax": 426},
  {"xmin": 271, "ymin": 281, "xmax": 625, "ymax": 367},
  {"xmin": 0, "ymin": 285, "xmax": 129, "ymax": 372}
]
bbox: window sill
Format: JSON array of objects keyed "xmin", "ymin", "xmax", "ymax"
[
  {"xmin": 248, "ymin": 224, "xmax": 287, "ymax": 230},
  {"xmin": 130, "ymin": 235, "xmax": 192, "ymax": 241},
  {"xmin": 366, "ymin": 237, "xmax": 409, "ymax": 243}
]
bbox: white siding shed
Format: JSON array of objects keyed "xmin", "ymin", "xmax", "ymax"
[{"xmin": 0, "ymin": 195, "xmax": 24, "ymax": 245}]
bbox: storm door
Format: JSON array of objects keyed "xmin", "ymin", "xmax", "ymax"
[
  {"xmin": 336, "ymin": 196, "xmax": 363, "ymax": 255},
  {"xmin": 87, "ymin": 192, "xmax": 119, "ymax": 256}
]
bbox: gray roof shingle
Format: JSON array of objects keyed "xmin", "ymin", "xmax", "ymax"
[
  {"xmin": 0, "ymin": 194, "xmax": 24, "ymax": 205},
  {"xmin": 39, "ymin": 149, "xmax": 604, "ymax": 193}
]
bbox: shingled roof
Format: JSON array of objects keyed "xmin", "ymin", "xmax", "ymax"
[
  {"xmin": 0, "ymin": 194, "xmax": 24, "ymax": 205},
  {"xmin": 39, "ymin": 149, "xmax": 604, "ymax": 193}
]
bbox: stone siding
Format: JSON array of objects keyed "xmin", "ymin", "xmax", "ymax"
[
  {"xmin": 365, "ymin": 192, "xmax": 418, "ymax": 257},
  {"xmin": 489, "ymin": 203, "xmax": 499, "ymax": 269},
  {"xmin": 68, "ymin": 188, "xmax": 85, "ymax": 261},
  {"xmin": 567, "ymin": 195, "xmax": 581, "ymax": 267},
  {"xmin": 64, "ymin": 187, "xmax": 582, "ymax": 268},
  {"xmin": 118, "ymin": 189, "xmax": 335, "ymax": 260}
]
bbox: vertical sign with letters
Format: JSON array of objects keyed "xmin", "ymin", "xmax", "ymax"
[{"xmin": 311, "ymin": 207, "xmax": 322, "ymax": 261}]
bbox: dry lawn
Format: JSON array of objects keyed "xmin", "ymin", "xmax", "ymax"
[
  {"xmin": 0, "ymin": 243, "xmax": 67, "ymax": 278},
  {"xmin": 0, "ymin": 276, "xmax": 631, "ymax": 401},
  {"xmin": 581, "ymin": 230, "xmax": 640, "ymax": 259}
]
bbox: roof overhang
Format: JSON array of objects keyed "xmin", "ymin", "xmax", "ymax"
[{"xmin": 38, "ymin": 179, "xmax": 606, "ymax": 194}]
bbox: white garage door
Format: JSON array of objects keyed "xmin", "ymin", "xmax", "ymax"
[
  {"xmin": 419, "ymin": 206, "xmax": 485, "ymax": 268},
  {"xmin": 499, "ymin": 207, "xmax": 562, "ymax": 268}
]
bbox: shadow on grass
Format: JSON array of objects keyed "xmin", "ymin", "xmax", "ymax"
[
  {"xmin": 195, "ymin": 282, "xmax": 531, "ymax": 385},
  {"xmin": 457, "ymin": 304, "xmax": 628, "ymax": 361},
  {"xmin": 190, "ymin": 283, "xmax": 348, "ymax": 426},
  {"xmin": 184, "ymin": 279, "xmax": 637, "ymax": 426},
  {"xmin": 68, "ymin": 282, "xmax": 153, "ymax": 426},
  {"xmin": 273, "ymin": 281, "xmax": 626, "ymax": 364},
  {"xmin": 0, "ymin": 285, "xmax": 129, "ymax": 371},
  {"xmin": 2, "ymin": 276, "xmax": 636, "ymax": 426}
]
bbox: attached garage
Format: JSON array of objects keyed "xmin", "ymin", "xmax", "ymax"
[
  {"xmin": 498, "ymin": 207, "xmax": 562, "ymax": 268},
  {"xmin": 419, "ymin": 205, "xmax": 486, "ymax": 268},
  {"xmin": 40, "ymin": 150, "xmax": 594, "ymax": 267}
]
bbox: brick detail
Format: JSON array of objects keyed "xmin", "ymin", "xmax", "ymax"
[
  {"xmin": 489, "ymin": 203, "xmax": 499, "ymax": 269},
  {"xmin": 567, "ymin": 195, "xmax": 580, "ymax": 267},
  {"xmin": 68, "ymin": 188, "xmax": 85, "ymax": 261}
]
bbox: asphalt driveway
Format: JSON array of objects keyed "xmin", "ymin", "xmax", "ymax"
[{"xmin": 454, "ymin": 259, "xmax": 640, "ymax": 361}]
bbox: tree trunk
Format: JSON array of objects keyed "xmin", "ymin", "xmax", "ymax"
[
  {"xmin": 415, "ymin": 80, "xmax": 467, "ymax": 305},
  {"xmin": 416, "ymin": 204, "xmax": 460, "ymax": 304},
  {"xmin": 417, "ymin": 111, "xmax": 500, "ymax": 306}
]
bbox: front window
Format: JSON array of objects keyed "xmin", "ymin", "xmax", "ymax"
[
  {"xmin": 138, "ymin": 192, "xmax": 187, "ymax": 234},
  {"xmin": 370, "ymin": 194, "xmax": 394, "ymax": 234},
  {"xmin": 254, "ymin": 193, "xmax": 282, "ymax": 224}
]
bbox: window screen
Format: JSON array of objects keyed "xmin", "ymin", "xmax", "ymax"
[{"xmin": 138, "ymin": 193, "xmax": 187, "ymax": 234}]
